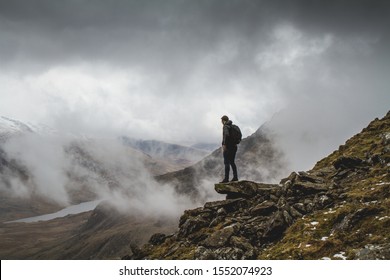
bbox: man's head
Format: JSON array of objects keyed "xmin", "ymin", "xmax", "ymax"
[{"xmin": 221, "ymin": 115, "xmax": 229, "ymax": 124}]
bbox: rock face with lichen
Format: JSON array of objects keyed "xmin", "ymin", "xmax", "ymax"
[{"xmin": 125, "ymin": 111, "xmax": 390, "ymax": 260}]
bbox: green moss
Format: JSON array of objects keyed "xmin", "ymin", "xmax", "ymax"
[
  {"xmin": 314, "ymin": 114, "xmax": 390, "ymax": 170},
  {"xmin": 144, "ymin": 237, "xmax": 197, "ymax": 260},
  {"xmin": 259, "ymin": 196, "xmax": 390, "ymax": 260}
]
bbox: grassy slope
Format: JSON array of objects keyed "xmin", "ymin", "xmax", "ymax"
[{"xmin": 259, "ymin": 112, "xmax": 390, "ymax": 259}]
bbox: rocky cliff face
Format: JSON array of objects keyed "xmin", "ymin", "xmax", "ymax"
[{"xmin": 128, "ymin": 111, "xmax": 390, "ymax": 260}]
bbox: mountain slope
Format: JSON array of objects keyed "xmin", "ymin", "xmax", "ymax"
[
  {"xmin": 129, "ymin": 111, "xmax": 390, "ymax": 260},
  {"xmin": 18, "ymin": 202, "xmax": 178, "ymax": 260},
  {"xmin": 0, "ymin": 116, "xmax": 33, "ymax": 142}
]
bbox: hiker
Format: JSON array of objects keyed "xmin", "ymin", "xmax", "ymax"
[{"xmin": 220, "ymin": 115, "xmax": 241, "ymax": 183}]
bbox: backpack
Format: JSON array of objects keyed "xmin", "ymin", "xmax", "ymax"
[{"xmin": 229, "ymin": 124, "xmax": 242, "ymax": 144}]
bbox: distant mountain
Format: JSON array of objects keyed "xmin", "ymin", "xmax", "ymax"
[
  {"xmin": 190, "ymin": 142, "xmax": 219, "ymax": 152},
  {"xmin": 129, "ymin": 111, "xmax": 390, "ymax": 260},
  {"xmin": 0, "ymin": 116, "xmax": 59, "ymax": 141},
  {"xmin": 0, "ymin": 116, "xmax": 33, "ymax": 142},
  {"xmin": 0, "ymin": 117, "xmax": 205, "ymax": 175},
  {"xmin": 121, "ymin": 137, "xmax": 209, "ymax": 169}
]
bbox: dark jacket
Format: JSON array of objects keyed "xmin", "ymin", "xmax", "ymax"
[{"xmin": 222, "ymin": 120, "xmax": 235, "ymax": 147}]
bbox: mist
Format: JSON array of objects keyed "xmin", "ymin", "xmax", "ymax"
[
  {"xmin": 1, "ymin": 131, "xmax": 216, "ymax": 219},
  {"xmin": 2, "ymin": 133, "xmax": 71, "ymax": 204}
]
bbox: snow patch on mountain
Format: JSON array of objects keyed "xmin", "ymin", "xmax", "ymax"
[{"xmin": 0, "ymin": 116, "xmax": 61, "ymax": 141}]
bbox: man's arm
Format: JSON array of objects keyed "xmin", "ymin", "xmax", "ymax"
[{"xmin": 222, "ymin": 124, "xmax": 230, "ymax": 149}]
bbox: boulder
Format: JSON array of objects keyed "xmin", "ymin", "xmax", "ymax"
[
  {"xmin": 202, "ymin": 225, "xmax": 235, "ymax": 248},
  {"xmin": 333, "ymin": 156, "xmax": 366, "ymax": 170},
  {"xmin": 212, "ymin": 247, "xmax": 245, "ymax": 260},
  {"xmin": 195, "ymin": 246, "xmax": 245, "ymax": 260},
  {"xmin": 204, "ymin": 198, "xmax": 246, "ymax": 211},
  {"xmin": 290, "ymin": 182, "xmax": 328, "ymax": 195},
  {"xmin": 355, "ymin": 244, "xmax": 390, "ymax": 260},
  {"xmin": 194, "ymin": 246, "xmax": 215, "ymax": 260},
  {"xmin": 250, "ymin": 201, "xmax": 278, "ymax": 216},
  {"xmin": 297, "ymin": 171, "xmax": 325, "ymax": 184},
  {"xmin": 313, "ymin": 194, "xmax": 333, "ymax": 209},
  {"xmin": 262, "ymin": 211, "xmax": 289, "ymax": 241},
  {"xmin": 292, "ymin": 203, "xmax": 307, "ymax": 214},
  {"xmin": 287, "ymin": 205, "xmax": 304, "ymax": 218},
  {"xmin": 149, "ymin": 233, "xmax": 167, "ymax": 246},
  {"xmin": 215, "ymin": 180, "xmax": 276, "ymax": 199},
  {"xmin": 178, "ymin": 216, "xmax": 210, "ymax": 238},
  {"xmin": 332, "ymin": 207, "xmax": 382, "ymax": 232},
  {"xmin": 215, "ymin": 181, "xmax": 257, "ymax": 198}
]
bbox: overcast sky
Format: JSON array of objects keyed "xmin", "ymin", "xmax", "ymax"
[{"xmin": 1, "ymin": 0, "xmax": 389, "ymax": 169}]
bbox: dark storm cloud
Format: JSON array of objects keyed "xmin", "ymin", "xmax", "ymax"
[
  {"xmin": 1, "ymin": 0, "xmax": 389, "ymax": 80},
  {"xmin": 288, "ymin": 0, "xmax": 390, "ymax": 35}
]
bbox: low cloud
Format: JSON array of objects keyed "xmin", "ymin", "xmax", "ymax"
[
  {"xmin": 3, "ymin": 133, "xmax": 71, "ymax": 205},
  {"xmin": 1, "ymin": 132, "xmax": 208, "ymax": 219}
]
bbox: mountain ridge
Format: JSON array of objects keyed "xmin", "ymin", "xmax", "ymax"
[{"xmin": 127, "ymin": 111, "xmax": 390, "ymax": 260}]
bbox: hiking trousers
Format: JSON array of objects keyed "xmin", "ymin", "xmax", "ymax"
[{"xmin": 223, "ymin": 145, "xmax": 238, "ymax": 180}]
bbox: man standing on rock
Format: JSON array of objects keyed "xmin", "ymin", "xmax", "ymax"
[{"xmin": 220, "ymin": 115, "xmax": 239, "ymax": 183}]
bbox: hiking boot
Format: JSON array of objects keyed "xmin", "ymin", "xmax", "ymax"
[
  {"xmin": 230, "ymin": 177, "xmax": 239, "ymax": 182},
  {"xmin": 219, "ymin": 179, "xmax": 229, "ymax": 183}
]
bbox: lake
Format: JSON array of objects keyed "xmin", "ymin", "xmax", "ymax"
[{"xmin": 7, "ymin": 200, "xmax": 103, "ymax": 223}]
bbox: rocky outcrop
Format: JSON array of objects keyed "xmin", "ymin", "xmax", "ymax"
[
  {"xmin": 126, "ymin": 111, "xmax": 390, "ymax": 260},
  {"xmin": 215, "ymin": 180, "xmax": 278, "ymax": 199},
  {"xmin": 129, "ymin": 171, "xmax": 343, "ymax": 259}
]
